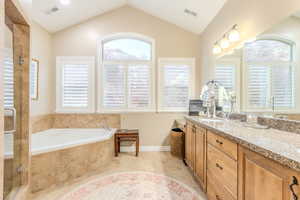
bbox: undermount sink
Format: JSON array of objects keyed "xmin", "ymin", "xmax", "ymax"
[
  {"xmin": 242, "ymin": 123, "xmax": 270, "ymax": 130},
  {"xmin": 199, "ymin": 118, "xmax": 223, "ymax": 123}
]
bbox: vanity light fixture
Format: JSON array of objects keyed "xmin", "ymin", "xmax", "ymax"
[
  {"xmin": 213, "ymin": 43, "xmax": 222, "ymax": 54},
  {"xmin": 228, "ymin": 25, "xmax": 240, "ymax": 42},
  {"xmin": 220, "ymin": 36, "xmax": 230, "ymax": 49},
  {"xmin": 213, "ymin": 24, "xmax": 241, "ymax": 54},
  {"xmin": 60, "ymin": 0, "xmax": 71, "ymax": 6}
]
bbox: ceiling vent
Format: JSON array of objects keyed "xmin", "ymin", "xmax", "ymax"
[
  {"xmin": 45, "ymin": 6, "xmax": 60, "ymax": 15},
  {"xmin": 184, "ymin": 9, "xmax": 197, "ymax": 17}
]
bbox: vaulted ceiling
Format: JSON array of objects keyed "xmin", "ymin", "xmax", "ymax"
[{"xmin": 29, "ymin": 0, "xmax": 227, "ymax": 34}]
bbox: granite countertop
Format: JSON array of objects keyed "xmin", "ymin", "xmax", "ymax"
[{"xmin": 185, "ymin": 116, "xmax": 300, "ymax": 172}]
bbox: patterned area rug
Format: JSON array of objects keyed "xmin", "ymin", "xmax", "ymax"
[{"xmin": 60, "ymin": 171, "xmax": 201, "ymax": 200}]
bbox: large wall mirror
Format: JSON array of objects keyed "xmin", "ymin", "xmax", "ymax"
[{"xmin": 215, "ymin": 10, "xmax": 300, "ymax": 121}]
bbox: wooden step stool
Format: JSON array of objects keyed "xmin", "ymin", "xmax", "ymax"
[{"xmin": 115, "ymin": 129, "xmax": 139, "ymax": 157}]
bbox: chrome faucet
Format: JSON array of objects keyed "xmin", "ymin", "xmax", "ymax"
[{"xmin": 271, "ymin": 96, "xmax": 275, "ymax": 112}]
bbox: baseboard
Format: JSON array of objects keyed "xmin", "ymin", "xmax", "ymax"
[{"xmin": 120, "ymin": 146, "xmax": 170, "ymax": 152}]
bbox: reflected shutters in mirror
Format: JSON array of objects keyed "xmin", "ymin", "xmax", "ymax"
[
  {"xmin": 30, "ymin": 59, "xmax": 39, "ymax": 100},
  {"xmin": 215, "ymin": 63, "xmax": 236, "ymax": 110},
  {"xmin": 245, "ymin": 39, "xmax": 294, "ymax": 110},
  {"xmin": 215, "ymin": 64, "xmax": 235, "ymax": 93}
]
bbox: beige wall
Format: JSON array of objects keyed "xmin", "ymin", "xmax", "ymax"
[
  {"xmin": 30, "ymin": 22, "xmax": 55, "ymax": 116},
  {"xmin": 199, "ymin": 0, "xmax": 300, "ymax": 86},
  {"xmin": 52, "ymin": 6, "xmax": 201, "ymax": 146}
]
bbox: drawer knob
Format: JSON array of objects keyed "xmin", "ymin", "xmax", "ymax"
[
  {"xmin": 216, "ymin": 195, "xmax": 222, "ymax": 200},
  {"xmin": 216, "ymin": 139, "xmax": 223, "ymax": 145},
  {"xmin": 216, "ymin": 163, "xmax": 223, "ymax": 170}
]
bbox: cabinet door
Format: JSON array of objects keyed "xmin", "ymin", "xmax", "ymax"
[
  {"xmin": 185, "ymin": 123, "xmax": 192, "ymax": 168},
  {"xmin": 190, "ymin": 125, "xmax": 196, "ymax": 170},
  {"xmin": 195, "ymin": 127, "xmax": 206, "ymax": 190},
  {"xmin": 238, "ymin": 146, "xmax": 300, "ymax": 200}
]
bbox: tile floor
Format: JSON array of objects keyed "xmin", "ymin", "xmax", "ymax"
[{"xmin": 31, "ymin": 152, "xmax": 207, "ymax": 200}]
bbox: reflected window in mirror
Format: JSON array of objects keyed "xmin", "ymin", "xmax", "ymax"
[
  {"xmin": 215, "ymin": 58, "xmax": 241, "ymax": 111},
  {"xmin": 244, "ymin": 38, "xmax": 295, "ymax": 111},
  {"xmin": 30, "ymin": 59, "xmax": 39, "ymax": 100}
]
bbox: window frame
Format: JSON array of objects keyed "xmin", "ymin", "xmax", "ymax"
[
  {"xmin": 242, "ymin": 37, "xmax": 295, "ymax": 112},
  {"xmin": 56, "ymin": 56, "xmax": 96, "ymax": 113},
  {"xmin": 157, "ymin": 57, "xmax": 195, "ymax": 112},
  {"xmin": 97, "ymin": 33, "xmax": 156, "ymax": 113}
]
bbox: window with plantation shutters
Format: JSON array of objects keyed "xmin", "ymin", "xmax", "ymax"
[
  {"xmin": 56, "ymin": 57, "xmax": 95, "ymax": 113},
  {"xmin": 158, "ymin": 58, "xmax": 195, "ymax": 112},
  {"xmin": 3, "ymin": 49, "xmax": 14, "ymax": 108},
  {"xmin": 244, "ymin": 39, "xmax": 294, "ymax": 111},
  {"xmin": 99, "ymin": 34, "xmax": 155, "ymax": 112}
]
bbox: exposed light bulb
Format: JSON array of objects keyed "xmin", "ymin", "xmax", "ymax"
[
  {"xmin": 228, "ymin": 28, "xmax": 240, "ymax": 42},
  {"xmin": 213, "ymin": 44, "xmax": 222, "ymax": 54},
  {"xmin": 60, "ymin": 0, "xmax": 71, "ymax": 5},
  {"xmin": 220, "ymin": 37, "xmax": 230, "ymax": 49}
]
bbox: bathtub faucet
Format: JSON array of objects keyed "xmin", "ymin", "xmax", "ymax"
[{"xmin": 99, "ymin": 118, "xmax": 111, "ymax": 131}]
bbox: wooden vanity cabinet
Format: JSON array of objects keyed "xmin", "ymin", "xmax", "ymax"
[
  {"xmin": 185, "ymin": 122, "xmax": 207, "ymax": 190},
  {"xmin": 185, "ymin": 122, "xmax": 195, "ymax": 169},
  {"xmin": 238, "ymin": 146, "xmax": 300, "ymax": 200},
  {"xmin": 186, "ymin": 120, "xmax": 300, "ymax": 200},
  {"xmin": 195, "ymin": 126, "xmax": 207, "ymax": 191}
]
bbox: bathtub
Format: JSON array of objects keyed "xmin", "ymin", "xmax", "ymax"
[
  {"xmin": 5, "ymin": 128, "xmax": 116, "ymax": 158},
  {"xmin": 4, "ymin": 128, "xmax": 116, "ymax": 194}
]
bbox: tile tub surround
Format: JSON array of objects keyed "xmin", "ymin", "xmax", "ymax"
[
  {"xmin": 31, "ymin": 114, "xmax": 121, "ymax": 133},
  {"xmin": 53, "ymin": 114, "xmax": 121, "ymax": 129},
  {"xmin": 185, "ymin": 116, "xmax": 300, "ymax": 172},
  {"xmin": 258, "ymin": 116, "xmax": 300, "ymax": 134},
  {"xmin": 31, "ymin": 114, "xmax": 55, "ymax": 133},
  {"xmin": 30, "ymin": 137, "xmax": 114, "ymax": 193}
]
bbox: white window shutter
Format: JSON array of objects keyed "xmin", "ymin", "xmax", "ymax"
[
  {"xmin": 102, "ymin": 64, "xmax": 126, "ymax": 108},
  {"xmin": 56, "ymin": 57, "xmax": 95, "ymax": 113},
  {"xmin": 158, "ymin": 58, "xmax": 195, "ymax": 112},
  {"xmin": 3, "ymin": 49, "xmax": 14, "ymax": 108},
  {"xmin": 163, "ymin": 65, "xmax": 189, "ymax": 108},
  {"xmin": 62, "ymin": 64, "xmax": 89, "ymax": 107},
  {"xmin": 128, "ymin": 65, "xmax": 150, "ymax": 108}
]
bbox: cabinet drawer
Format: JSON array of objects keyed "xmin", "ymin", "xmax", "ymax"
[
  {"xmin": 207, "ymin": 172, "xmax": 236, "ymax": 200},
  {"xmin": 207, "ymin": 144, "xmax": 237, "ymax": 197},
  {"xmin": 207, "ymin": 131, "xmax": 237, "ymax": 160}
]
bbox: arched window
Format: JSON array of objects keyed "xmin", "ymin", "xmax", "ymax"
[
  {"xmin": 99, "ymin": 33, "xmax": 155, "ymax": 112},
  {"xmin": 244, "ymin": 38, "xmax": 294, "ymax": 111}
]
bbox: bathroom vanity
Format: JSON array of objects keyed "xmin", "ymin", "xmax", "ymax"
[{"xmin": 184, "ymin": 116, "xmax": 300, "ymax": 200}]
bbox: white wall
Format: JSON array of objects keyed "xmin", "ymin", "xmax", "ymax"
[{"xmin": 30, "ymin": 22, "xmax": 55, "ymax": 116}]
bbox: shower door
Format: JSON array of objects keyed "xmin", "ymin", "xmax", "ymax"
[{"xmin": 3, "ymin": 0, "xmax": 31, "ymax": 198}]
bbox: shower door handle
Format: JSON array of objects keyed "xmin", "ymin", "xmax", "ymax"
[{"xmin": 4, "ymin": 107, "xmax": 17, "ymax": 134}]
